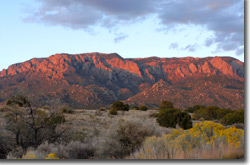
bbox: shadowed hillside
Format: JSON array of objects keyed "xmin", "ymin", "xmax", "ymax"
[{"xmin": 0, "ymin": 53, "xmax": 244, "ymax": 109}]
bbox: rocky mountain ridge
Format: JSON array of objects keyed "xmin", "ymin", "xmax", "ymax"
[{"xmin": 0, "ymin": 53, "xmax": 244, "ymax": 109}]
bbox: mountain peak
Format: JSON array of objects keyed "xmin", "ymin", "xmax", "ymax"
[{"xmin": 0, "ymin": 54, "xmax": 244, "ymax": 109}]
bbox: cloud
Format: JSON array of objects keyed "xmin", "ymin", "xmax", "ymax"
[
  {"xmin": 114, "ymin": 33, "xmax": 128, "ymax": 43},
  {"xmin": 181, "ymin": 44, "xmax": 200, "ymax": 52},
  {"xmin": 25, "ymin": 0, "xmax": 244, "ymax": 56},
  {"xmin": 236, "ymin": 47, "xmax": 244, "ymax": 56},
  {"xmin": 25, "ymin": 0, "xmax": 158, "ymax": 29},
  {"xmin": 157, "ymin": 0, "xmax": 244, "ymax": 55},
  {"xmin": 169, "ymin": 42, "xmax": 179, "ymax": 50},
  {"xmin": 169, "ymin": 42, "xmax": 199, "ymax": 52}
]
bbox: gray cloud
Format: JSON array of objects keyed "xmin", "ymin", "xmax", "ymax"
[
  {"xmin": 25, "ymin": 0, "xmax": 244, "ymax": 56},
  {"xmin": 169, "ymin": 42, "xmax": 199, "ymax": 52},
  {"xmin": 25, "ymin": 0, "xmax": 158, "ymax": 29},
  {"xmin": 181, "ymin": 44, "xmax": 200, "ymax": 52},
  {"xmin": 169, "ymin": 42, "xmax": 179, "ymax": 49},
  {"xmin": 158, "ymin": 0, "xmax": 244, "ymax": 55},
  {"xmin": 236, "ymin": 47, "xmax": 244, "ymax": 56},
  {"xmin": 114, "ymin": 33, "xmax": 128, "ymax": 43}
]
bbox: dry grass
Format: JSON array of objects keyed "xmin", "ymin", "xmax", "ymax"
[
  {"xmin": 63, "ymin": 109, "xmax": 170, "ymax": 141},
  {"xmin": 3, "ymin": 108, "xmax": 244, "ymax": 160},
  {"xmin": 12, "ymin": 109, "xmax": 171, "ymax": 159}
]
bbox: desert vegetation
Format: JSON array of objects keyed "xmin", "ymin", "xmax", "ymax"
[
  {"xmin": 129, "ymin": 121, "xmax": 244, "ymax": 159},
  {"xmin": 0, "ymin": 97, "xmax": 244, "ymax": 159}
]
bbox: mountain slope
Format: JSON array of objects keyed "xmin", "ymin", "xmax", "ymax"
[{"xmin": 0, "ymin": 53, "xmax": 244, "ymax": 109}]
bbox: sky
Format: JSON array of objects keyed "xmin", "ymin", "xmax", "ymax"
[{"xmin": 0, "ymin": 0, "xmax": 244, "ymax": 71}]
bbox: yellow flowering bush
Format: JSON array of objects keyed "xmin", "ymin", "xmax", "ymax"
[
  {"xmin": 129, "ymin": 121, "xmax": 244, "ymax": 159},
  {"xmin": 44, "ymin": 153, "xmax": 60, "ymax": 159},
  {"xmin": 21, "ymin": 153, "xmax": 39, "ymax": 159},
  {"xmin": 20, "ymin": 152, "xmax": 60, "ymax": 159}
]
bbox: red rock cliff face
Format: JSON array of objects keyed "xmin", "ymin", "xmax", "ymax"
[{"xmin": 0, "ymin": 53, "xmax": 244, "ymax": 109}]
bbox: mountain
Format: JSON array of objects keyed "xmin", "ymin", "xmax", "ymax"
[{"xmin": 0, "ymin": 53, "xmax": 244, "ymax": 109}]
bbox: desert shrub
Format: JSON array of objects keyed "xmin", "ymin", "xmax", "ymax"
[
  {"xmin": 157, "ymin": 109, "xmax": 179, "ymax": 128},
  {"xmin": 226, "ymin": 123, "xmax": 244, "ymax": 130},
  {"xmin": 92, "ymin": 118, "xmax": 165, "ymax": 159},
  {"xmin": 60, "ymin": 106, "xmax": 74, "ymax": 114},
  {"xmin": 1, "ymin": 96, "xmax": 67, "ymax": 153},
  {"xmin": 193, "ymin": 106, "xmax": 233, "ymax": 120},
  {"xmin": 99, "ymin": 108, "xmax": 106, "ymax": 112},
  {"xmin": 109, "ymin": 108, "xmax": 118, "ymax": 115},
  {"xmin": 129, "ymin": 121, "xmax": 244, "ymax": 159},
  {"xmin": 176, "ymin": 112, "xmax": 192, "ymax": 129},
  {"xmin": 193, "ymin": 106, "xmax": 218, "ymax": 120},
  {"xmin": 42, "ymin": 105, "xmax": 50, "ymax": 110},
  {"xmin": 6, "ymin": 146, "xmax": 26, "ymax": 159},
  {"xmin": 62, "ymin": 141, "xmax": 95, "ymax": 159},
  {"xmin": 0, "ymin": 115, "xmax": 15, "ymax": 159},
  {"xmin": 139, "ymin": 105, "xmax": 148, "ymax": 111},
  {"xmin": 159, "ymin": 100, "xmax": 174, "ymax": 110},
  {"xmin": 215, "ymin": 109, "xmax": 233, "ymax": 119},
  {"xmin": 95, "ymin": 110, "xmax": 102, "ymax": 116},
  {"xmin": 199, "ymin": 117, "xmax": 205, "ymax": 121},
  {"xmin": 124, "ymin": 104, "xmax": 129, "ymax": 111},
  {"xmin": 6, "ymin": 95, "xmax": 31, "ymax": 107},
  {"xmin": 149, "ymin": 112, "xmax": 158, "ymax": 118},
  {"xmin": 13, "ymin": 141, "xmax": 95, "ymax": 159},
  {"xmin": 185, "ymin": 105, "xmax": 205, "ymax": 113},
  {"xmin": 222, "ymin": 110, "xmax": 244, "ymax": 126},
  {"xmin": 132, "ymin": 106, "xmax": 139, "ymax": 110},
  {"xmin": 70, "ymin": 131, "xmax": 88, "ymax": 142},
  {"xmin": 157, "ymin": 109, "xmax": 192, "ymax": 129},
  {"xmin": 111, "ymin": 101, "xmax": 129, "ymax": 111}
]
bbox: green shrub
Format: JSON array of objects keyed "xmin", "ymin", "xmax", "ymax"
[
  {"xmin": 193, "ymin": 106, "xmax": 233, "ymax": 120},
  {"xmin": 157, "ymin": 109, "xmax": 192, "ymax": 129},
  {"xmin": 99, "ymin": 108, "xmax": 106, "ymax": 112},
  {"xmin": 111, "ymin": 101, "xmax": 129, "ymax": 111},
  {"xmin": 149, "ymin": 112, "xmax": 158, "ymax": 118},
  {"xmin": 6, "ymin": 95, "xmax": 31, "ymax": 107},
  {"xmin": 159, "ymin": 100, "xmax": 174, "ymax": 110},
  {"xmin": 42, "ymin": 105, "xmax": 50, "ymax": 110},
  {"xmin": 176, "ymin": 112, "xmax": 192, "ymax": 129},
  {"xmin": 132, "ymin": 106, "xmax": 139, "ymax": 110},
  {"xmin": 109, "ymin": 108, "xmax": 118, "ymax": 115},
  {"xmin": 222, "ymin": 110, "xmax": 244, "ymax": 125},
  {"xmin": 185, "ymin": 105, "xmax": 205, "ymax": 113},
  {"xmin": 139, "ymin": 105, "xmax": 148, "ymax": 111},
  {"xmin": 60, "ymin": 107, "xmax": 74, "ymax": 114},
  {"xmin": 215, "ymin": 109, "xmax": 233, "ymax": 119},
  {"xmin": 157, "ymin": 109, "xmax": 180, "ymax": 128}
]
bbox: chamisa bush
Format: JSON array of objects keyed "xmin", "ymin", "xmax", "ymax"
[
  {"xmin": 9, "ymin": 141, "xmax": 95, "ymax": 159},
  {"xmin": 129, "ymin": 121, "xmax": 244, "ymax": 159}
]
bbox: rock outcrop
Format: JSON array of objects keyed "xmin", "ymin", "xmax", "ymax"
[{"xmin": 0, "ymin": 53, "xmax": 244, "ymax": 109}]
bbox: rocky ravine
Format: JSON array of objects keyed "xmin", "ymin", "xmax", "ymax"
[{"xmin": 0, "ymin": 53, "xmax": 244, "ymax": 109}]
